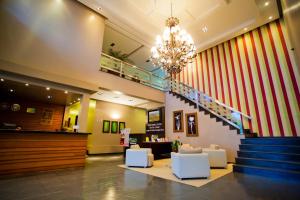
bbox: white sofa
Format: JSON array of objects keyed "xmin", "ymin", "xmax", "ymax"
[
  {"xmin": 125, "ymin": 148, "xmax": 154, "ymax": 168},
  {"xmin": 203, "ymin": 148, "xmax": 227, "ymax": 168},
  {"xmin": 171, "ymin": 152, "xmax": 210, "ymax": 179}
]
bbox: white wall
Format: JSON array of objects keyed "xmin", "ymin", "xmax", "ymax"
[
  {"xmin": 165, "ymin": 92, "xmax": 244, "ymax": 163},
  {"xmin": 0, "ymin": 0, "xmax": 164, "ymax": 103}
]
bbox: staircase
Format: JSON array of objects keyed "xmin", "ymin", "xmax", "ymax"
[
  {"xmin": 168, "ymin": 79, "xmax": 253, "ymax": 135},
  {"xmin": 234, "ymin": 137, "xmax": 300, "ymax": 180}
]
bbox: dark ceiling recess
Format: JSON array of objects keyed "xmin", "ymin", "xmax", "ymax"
[
  {"xmin": 110, "ymin": 43, "xmax": 115, "ymax": 47},
  {"xmin": 146, "ymin": 59, "xmax": 150, "ymax": 63}
]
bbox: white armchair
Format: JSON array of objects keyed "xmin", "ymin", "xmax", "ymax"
[
  {"xmin": 171, "ymin": 152, "xmax": 210, "ymax": 179},
  {"xmin": 203, "ymin": 148, "xmax": 227, "ymax": 168},
  {"xmin": 125, "ymin": 148, "xmax": 154, "ymax": 168}
]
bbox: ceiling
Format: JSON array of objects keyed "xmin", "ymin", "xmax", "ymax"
[
  {"xmin": 79, "ymin": 0, "xmax": 279, "ymax": 72},
  {"xmin": 90, "ymin": 89, "xmax": 164, "ymax": 110},
  {"xmin": 0, "ymin": 78, "xmax": 82, "ymax": 106}
]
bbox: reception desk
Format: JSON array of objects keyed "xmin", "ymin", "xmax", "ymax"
[
  {"xmin": 0, "ymin": 130, "xmax": 90, "ymax": 175},
  {"xmin": 141, "ymin": 142, "xmax": 172, "ymax": 160}
]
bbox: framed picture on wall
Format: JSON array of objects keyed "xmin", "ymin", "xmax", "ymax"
[
  {"xmin": 111, "ymin": 121, "xmax": 118, "ymax": 134},
  {"xmin": 185, "ymin": 112, "xmax": 198, "ymax": 137},
  {"xmin": 173, "ymin": 110, "xmax": 183, "ymax": 132},
  {"xmin": 102, "ymin": 120, "xmax": 110, "ymax": 133},
  {"xmin": 119, "ymin": 122, "xmax": 125, "ymax": 133}
]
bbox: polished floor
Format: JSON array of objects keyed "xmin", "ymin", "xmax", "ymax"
[{"xmin": 1, "ymin": 154, "xmax": 300, "ymax": 200}]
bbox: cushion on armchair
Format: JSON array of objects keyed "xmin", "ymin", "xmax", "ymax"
[{"xmin": 178, "ymin": 144, "xmax": 202, "ymax": 154}]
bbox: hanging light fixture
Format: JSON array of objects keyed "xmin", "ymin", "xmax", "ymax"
[{"xmin": 151, "ymin": 2, "xmax": 196, "ymax": 75}]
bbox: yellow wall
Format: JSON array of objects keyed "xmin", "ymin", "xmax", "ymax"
[
  {"xmin": 87, "ymin": 100, "xmax": 147, "ymax": 154},
  {"xmin": 63, "ymin": 102, "xmax": 81, "ymax": 131}
]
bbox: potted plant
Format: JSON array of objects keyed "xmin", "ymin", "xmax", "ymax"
[{"xmin": 172, "ymin": 136, "xmax": 182, "ymax": 152}]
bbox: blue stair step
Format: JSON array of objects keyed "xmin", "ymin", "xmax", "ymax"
[
  {"xmin": 239, "ymin": 144, "xmax": 300, "ymax": 154},
  {"xmin": 237, "ymin": 150, "xmax": 300, "ymax": 162},
  {"xmin": 236, "ymin": 157, "xmax": 300, "ymax": 171},
  {"xmin": 241, "ymin": 138, "xmax": 300, "ymax": 145},
  {"xmin": 233, "ymin": 164, "xmax": 300, "ymax": 180}
]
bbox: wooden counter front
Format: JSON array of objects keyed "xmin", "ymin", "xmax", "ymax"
[{"xmin": 0, "ymin": 131, "xmax": 89, "ymax": 175}]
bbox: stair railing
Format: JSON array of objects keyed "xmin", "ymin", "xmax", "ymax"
[
  {"xmin": 99, "ymin": 52, "xmax": 167, "ymax": 91},
  {"xmin": 167, "ymin": 78, "xmax": 252, "ymax": 134}
]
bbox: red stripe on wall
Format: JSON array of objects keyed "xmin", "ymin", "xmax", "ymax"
[
  {"xmin": 216, "ymin": 45, "xmax": 225, "ymax": 102},
  {"xmin": 258, "ymin": 28, "xmax": 284, "ymax": 136},
  {"xmin": 234, "ymin": 37, "xmax": 252, "ymax": 131},
  {"xmin": 222, "ymin": 43, "xmax": 233, "ymax": 107},
  {"xmin": 195, "ymin": 56, "xmax": 200, "ymax": 91},
  {"xmin": 182, "ymin": 63, "xmax": 185, "ymax": 83},
  {"xmin": 191, "ymin": 62, "xmax": 195, "ymax": 88},
  {"xmin": 205, "ymin": 50, "xmax": 212, "ymax": 96},
  {"xmin": 228, "ymin": 40, "xmax": 241, "ymax": 111},
  {"xmin": 242, "ymin": 34, "xmax": 263, "ymax": 136},
  {"xmin": 250, "ymin": 31, "xmax": 273, "ymax": 136},
  {"xmin": 186, "ymin": 63, "xmax": 190, "ymax": 86},
  {"xmin": 211, "ymin": 48, "xmax": 218, "ymax": 99},
  {"xmin": 200, "ymin": 53, "xmax": 205, "ymax": 93},
  {"xmin": 276, "ymin": 21, "xmax": 300, "ymax": 107},
  {"xmin": 267, "ymin": 24, "xmax": 297, "ymax": 136}
]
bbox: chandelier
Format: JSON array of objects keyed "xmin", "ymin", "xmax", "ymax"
[{"xmin": 151, "ymin": 3, "xmax": 196, "ymax": 75}]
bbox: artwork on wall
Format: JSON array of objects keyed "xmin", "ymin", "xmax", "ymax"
[
  {"xmin": 185, "ymin": 112, "xmax": 198, "ymax": 137},
  {"xmin": 111, "ymin": 121, "xmax": 118, "ymax": 133},
  {"xmin": 119, "ymin": 122, "xmax": 125, "ymax": 133},
  {"xmin": 148, "ymin": 108, "xmax": 161, "ymax": 123},
  {"xmin": 173, "ymin": 110, "xmax": 183, "ymax": 132},
  {"xmin": 102, "ymin": 120, "xmax": 110, "ymax": 133},
  {"xmin": 40, "ymin": 109, "xmax": 53, "ymax": 125}
]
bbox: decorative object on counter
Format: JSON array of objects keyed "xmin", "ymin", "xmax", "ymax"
[
  {"xmin": 11, "ymin": 103, "xmax": 20, "ymax": 112},
  {"xmin": 26, "ymin": 107, "xmax": 36, "ymax": 114},
  {"xmin": 119, "ymin": 122, "xmax": 125, "ymax": 133},
  {"xmin": 0, "ymin": 102, "xmax": 10, "ymax": 111},
  {"xmin": 173, "ymin": 110, "xmax": 183, "ymax": 132},
  {"xmin": 111, "ymin": 121, "xmax": 118, "ymax": 133},
  {"xmin": 171, "ymin": 137, "xmax": 182, "ymax": 152},
  {"xmin": 151, "ymin": 134, "xmax": 158, "ymax": 142},
  {"xmin": 102, "ymin": 120, "xmax": 110, "ymax": 133},
  {"xmin": 185, "ymin": 112, "xmax": 198, "ymax": 137},
  {"xmin": 40, "ymin": 109, "xmax": 53, "ymax": 125}
]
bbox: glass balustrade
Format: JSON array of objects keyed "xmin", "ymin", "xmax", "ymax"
[{"xmin": 99, "ymin": 53, "xmax": 166, "ymax": 91}]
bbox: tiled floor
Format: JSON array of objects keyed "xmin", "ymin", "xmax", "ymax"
[{"xmin": 1, "ymin": 154, "xmax": 300, "ymax": 200}]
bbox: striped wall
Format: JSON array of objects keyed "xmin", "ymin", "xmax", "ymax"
[{"xmin": 174, "ymin": 19, "xmax": 300, "ymax": 137}]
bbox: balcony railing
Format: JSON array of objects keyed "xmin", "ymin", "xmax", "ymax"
[{"xmin": 99, "ymin": 53, "xmax": 166, "ymax": 91}]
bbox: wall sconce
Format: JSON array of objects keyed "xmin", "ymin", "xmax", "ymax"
[{"xmin": 111, "ymin": 113, "xmax": 120, "ymax": 119}]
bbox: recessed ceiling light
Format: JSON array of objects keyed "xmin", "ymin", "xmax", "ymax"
[
  {"xmin": 268, "ymin": 16, "xmax": 273, "ymax": 20},
  {"xmin": 9, "ymin": 89, "xmax": 14, "ymax": 92},
  {"xmin": 264, "ymin": 1, "xmax": 270, "ymax": 6},
  {"xmin": 113, "ymin": 91, "xmax": 123, "ymax": 95},
  {"xmin": 97, "ymin": 7, "xmax": 102, "ymax": 11},
  {"xmin": 77, "ymin": 98, "xmax": 81, "ymax": 101},
  {"xmin": 25, "ymin": 83, "xmax": 29, "ymax": 86},
  {"xmin": 202, "ymin": 26, "xmax": 208, "ymax": 33},
  {"xmin": 244, "ymin": 27, "xmax": 248, "ymax": 31},
  {"xmin": 47, "ymin": 95, "xmax": 52, "ymax": 99},
  {"xmin": 146, "ymin": 59, "xmax": 150, "ymax": 63},
  {"xmin": 128, "ymin": 99, "xmax": 133, "ymax": 101},
  {"xmin": 64, "ymin": 90, "xmax": 68, "ymax": 94},
  {"xmin": 46, "ymin": 87, "xmax": 50, "ymax": 91},
  {"xmin": 0, "ymin": 78, "xmax": 4, "ymax": 82},
  {"xmin": 70, "ymin": 102, "xmax": 72, "ymax": 105}
]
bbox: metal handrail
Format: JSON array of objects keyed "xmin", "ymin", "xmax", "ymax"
[
  {"xmin": 99, "ymin": 52, "xmax": 167, "ymax": 91},
  {"xmin": 167, "ymin": 78, "xmax": 251, "ymax": 133}
]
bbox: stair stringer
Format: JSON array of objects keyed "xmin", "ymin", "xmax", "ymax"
[{"xmin": 165, "ymin": 92, "xmax": 244, "ymax": 162}]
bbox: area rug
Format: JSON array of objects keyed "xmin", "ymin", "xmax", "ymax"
[{"xmin": 118, "ymin": 159, "xmax": 232, "ymax": 187}]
